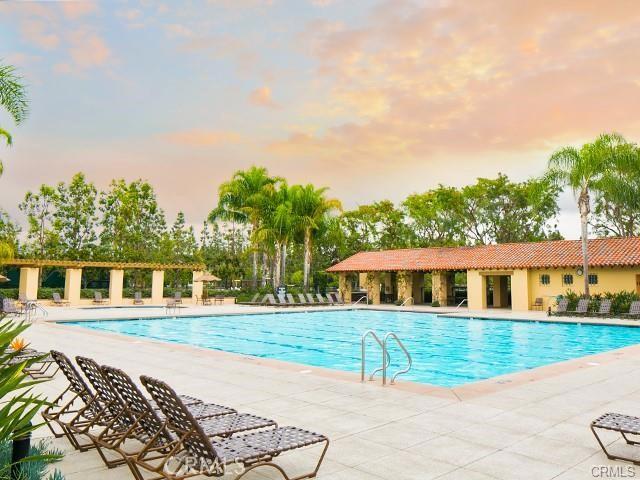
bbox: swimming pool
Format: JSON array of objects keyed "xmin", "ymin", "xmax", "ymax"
[{"xmin": 65, "ymin": 310, "xmax": 640, "ymax": 388}]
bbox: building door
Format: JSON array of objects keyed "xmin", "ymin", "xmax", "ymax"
[{"xmin": 636, "ymin": 275, "xmax": 640, "ymax": 295}]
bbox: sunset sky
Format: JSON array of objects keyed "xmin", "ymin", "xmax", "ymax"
[{"xmin": 1, "ymin": 0, "xmax": 639, "ymax": 239}]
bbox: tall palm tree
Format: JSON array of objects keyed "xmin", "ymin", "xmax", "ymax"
[
  {"xmin": 545, "ymin": 133, "xmax": 634, "ymax": 296},
  {"xmin": 291, "ymin": 184, "xmax": 342, "ymax": 291},
  {"xmin": 0, "ymin": 62, "xmax": 29, "ymax": 176},
  {"xmin": 210, "ymin": 167, "xmax": 279, "ymax": 288}
]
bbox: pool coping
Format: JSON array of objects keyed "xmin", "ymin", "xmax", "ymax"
[{"xmin": 46, "ymin": 314, "xmax": 640, "ymax": 401}]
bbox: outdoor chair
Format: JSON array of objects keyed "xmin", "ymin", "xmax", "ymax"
[
  {"xmin": 552, "ymin": 298, "xmax": 569, "ymax": 315},
  {"xmin": 264, "ymin": 294, "xmax": 277, "ymax": 306},
  {"xmin": 593, "ymin": 299, "xmax": 612, "ymax": 317},
  {"xmin": 197, "ymin": 295, "xmax": 212, "ymax": 306},
  {"xmin": 93, "ymin": 291, "xmax": 108, "ymax": 305},
  {"xmin": 2, "ymin": 298, "xmax": 23, "ymax": 316},
  {"xmin": 297, "ymin": 293, "xmax": 312, "ymax": 306},
  {"xmin": 623, "ymin": 301, "xmax": 640, "ymax": 319},
  {"xmin": 173, "ymin": 292, "xmax": 182, "ymax": 304},
  {"xmin": 213, "ymin": 295, "xmax": 224, "ymax": 305},
  {"xmin": 531, "ymin": 297, "xmax": 544, "ymax": 310},
  {"xmin": 305, "ymin": 293, "xmax": 317, "ymax": 304},
  {"xmin": 567, "ymin": 298, "xmax": 589, "ymax": 316},
  {"xmin": 236, "ymin": 293, "xmax": 260, "ymax": 305},
  {"xmin": 592, "ymin": 412, "xmax": 640, "ymax": 466},
  {"xmin": 277, "ymin": 293, "xmax": 293, "ymax": 307},
  {"xmin": 316, "ymin": 293, "xmax": 330, "ymax": 305},
  {"xmin": 165, "ymin": 299, "xmax": 179, "ymax": 314},
  {"xmin": 137, "ymin": 375, "xmax": 329, "ymax": 480},
  {"xmin": 101, "ymin": 365, "xmax": 277, "ymax": 479},
  {"xmin": 52, "ymin": 292, "xmax": 70, "ymax": 306},
  {"xmin": 4, "ymin": 347, "xmax": 58, "ymax": 379},
  {"xmin": 133, "ymin": 292, "xmax": 144, "ymax": 305},
  {"xmin": 286, "ymin": 293, "xmax": 299, "ymax": 306},
  {"xmin": 331, "ymin": 292, "xmax": 345, "ymax": 305}
]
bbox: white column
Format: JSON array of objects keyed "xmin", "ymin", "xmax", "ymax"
[
  {"xmin": 109, "ymin": 269, "xmax": 124, "ymax": 305},
  {"xmin": 19, "ymin": 267, "xmax": 39, "ymax": 300},
  {"xmin": 192, "ymin": 271, "xmax": 204, "ymax": 304},
  {"xmin": 151, "ymin": 270, "xmax": 164, "ymax": 304},
  {"xmin": 64, "ymin": 268, "xmax": 82, "ymax": 305}
]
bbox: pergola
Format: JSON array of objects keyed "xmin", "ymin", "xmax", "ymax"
[{"xmin": 4, "ymin": 259, "xmax": 207, "ymax": 305}]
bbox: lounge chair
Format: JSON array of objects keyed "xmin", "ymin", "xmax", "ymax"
[
  {"xmin": 101, "ymin": 365, "xmax": 277, "ymax": 478},
  {"xmin": 622, "ymin": 301, "xmax": 640, "ymax": 319},
  {"xmin": 316, "ymin": 293, "xmax": 330, "ymax": 305},
  {"xmin": 552, "ymin": 298, "xmax": 569, "ymax": 316},
  {"xmin": 133, "ymin": 291, "xmax": 144, "ymax": 305},
  {"xmin": 2, "ymin": 298, "xmax": 23, "ymax": 316},
  {"xmin": 305, "ymin": 293, "xmax": 317, "ymax": 304},
  {"xmin": 331, "ymin": 292, "xmax": 345, "ymax": 305},
  {"xmin": 277, "ymin": 293, "xmax": 292, "ymax": 307},
  {"xmin": 5, "ymin": 347, "xmax": 58, "ymax": 379},
  {"xmin": 74, "ymin": 356, "xmax": 232, "ymax": 468},
  {"xmin": 567, "ymin": 298, "xmax": 589, "ymax": 316},
  {"xmin": 286, "ymin": 293, "xmax": 300, "ymax": 306},
  {"xmin": 592, "ymin": 412, "xmax": 640, "ymax": 466},
  {"xmin": 531, "ymin": 297, "xmax": 544, "ymax": 310},
  {"xmin": 236, "ymin": 293, "xmax": 260, "ymax": 305},
  {"xmin": 137, "ymin": 375, "xmax": 329, "ymax": 480},
  {"xmin": 264, "ymin": 294, "xmax": 277, "ymax": 306},
  {"xmin": 298, "ymin": 293, "xmax": 312, "ymax": 306},
  {"xmin": 52, "ymin": 293, "xmax": 70, "ymax": 306},
  {"xmin": 593, "ymin": 298, "xmax": 612, "ymax": 317},
  {"xmin": 93, "ymin": 291, "xmax": 108, "ymax": 305}
]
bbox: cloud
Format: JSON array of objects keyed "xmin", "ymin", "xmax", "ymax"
[
  {"xmin": 164, "ymin": 23, "xmax": 193, "ymax": 38},
  {"xmin": 249, "ymin": 86, "xmax": 278, "ymax": 109},
  {"xmin": 162, "ymin": 129, "xmax": 242, "ymax": 146},
  {"xmin": 54, "ymin": 28, "xmax": 112, "ymax": 74},
  {"xmin": 61, "ymin": 2, "xmax": 98, "ymax": 20},
  {"xmin": 20, "ymin": 20, "xmax": 59, "ymax": 49}
]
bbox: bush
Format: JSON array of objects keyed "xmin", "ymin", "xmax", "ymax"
[
  {"xmin": 556, "ymin": 290, "xmax": 640, "ymax": 315},
  {"xmin": 431, "ymin": 300, "xmax": 440, "ymax": 307},
  {"xmin": 0, "ymin": 439, "xmax": 64, "ymax": 480}
]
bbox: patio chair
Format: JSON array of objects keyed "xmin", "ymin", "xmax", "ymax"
[
  {"xmin": 93, "ymin": 291, "xmax": 108, "ymax": 305},
  {"xmin": 531, "ymin": 297, "xmax": 544, "ymax": 310},
  {"xmin": 52, "ymin": 292, "xmax": 70, "ymax": 306},
  {"xmin": 622, "ymin": 301, "xmax": 640, "ymax": 319},
  {"xmin": 197, "ymin": 294, "xmax": 212, "ymax": 306},
  {"xmin": 236, "ymin": 293, "xmax": 260, "ymax": 305},
  {"xmin": 264, "ymin": 294, "xmax": 277, "ymax": 306},
  {"xmin": 567, "ymin": 298, "xmax": 589, "ymax": 316},
  {"xmin": 286, "ymin": 293, "xmax": 299, "ymax": 306},
  {"xmin": 592, "ymin": 412, "xmax": 640, "ymax": 466},
  {"xmin": 552, "ymin": 298, "xmax": 569, "ymax": 315},
  {"xmin": 298, "ymin": 293, "xmax": 312, "ymax": 306},
  {"xmin": 213, "ymin": 294, "xmax": 224, "ymax": 305},
  {"xmin": 173, "ymin": 292, "xmax": 182, "ymax": 304},
  {"xmin": 305, "ymin": 293, "xmax": 317, "ymax": 304},
  {"xmin": 331, "ymin": 292, "xmax": 345, "ymax": 305},
  {"xmin": 316, "ymin": 293, "xmax": 330, "ymax": 305},
  {"xmin": 5, "ymin": 347, "xmax": 58, "ymax": 379},
  {"xmin": 2, "ymin": 298, "xmax": 23, "ymax": 316},
  {"xmin": 137, "ymin": 375, "xmax": 329, "ymax": 480},
  {"xmin": 277, "ymin": 293, "xmax": 292, "ymax": 307},
  {"xmin": 165, "ymin": 299, "xmax": 179, "ymax": 314},
  {"xmin": 593, "ymin": 298, "xmax": 612, "ymax": 317},
  {"xmin": 102, "ymin": 365, "xmax": 277, "ymax": 479},
  {"xmin": 133, "ymin": 292, "xmax": 144, "ymax": 305}
]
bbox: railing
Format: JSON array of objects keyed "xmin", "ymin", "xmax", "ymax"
[
  {"xmin": 400, "ymin": 297, "xmax": 413, "ymax": 306},
  {"xmin": 455, "ymin": 299, "xmax": 468, "ymax": 309},
  {"xmin": 352, "ymin": 294, "xmax": 369, "ymax": 306},
  {"xmin": 361, "ymin": 330, "xmax": 412, "ymax": 386}
]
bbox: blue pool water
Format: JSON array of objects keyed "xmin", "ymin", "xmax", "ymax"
[{"xmin": 65, "ymin": 310, "xmax": 640, "ymax": 387}]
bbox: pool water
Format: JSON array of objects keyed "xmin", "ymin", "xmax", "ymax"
[{"xmin": 66, "ymin": 310, "xmax": 640, "ymax": 387}]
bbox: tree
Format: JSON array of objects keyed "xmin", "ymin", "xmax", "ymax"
[
  {"xmin": 53, "ymin": 173, "xmax": 98, "ymax": 260},
  {"xmin": 340, "ymin": 201, "xmax": 411, "ymax": 252},
  {"xmin": 18, "ymin": 185, "xmax": 57, "ymax": 259},
  {"xmin": 98, "ymin": 179, "xmax": 166, "ymax": 262},
  {"xmin": 545, "ymin": 133, "xmax": 634, "ymax": 296},
  {"xmin": 210, "ymin": 166, "xmax": 279, "ymax": 288},
  {"xmin": 0, "ymin": 62, "xmax": 29, "ymax": 176},
  {"xmin": 0, "ymin": 209, "xmax": 20, "ymax": 261},
  {"xmin": 290, "ymin": 184, "xmax": 341, "ymax": 290}
]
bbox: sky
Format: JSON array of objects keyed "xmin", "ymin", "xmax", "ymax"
[{"xmin": 1, "ymin": 0, "xmax": 639, "ymax": 240}]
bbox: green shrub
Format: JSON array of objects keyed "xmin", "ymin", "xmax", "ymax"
[
  {"xmin": 0, "ymin": 438, "xmax": 64, "ymax": 480},
  {"xmin": 431, "ymin": 300, "xmax": 440, "ymax": 307},
  {"xmin": 557, "ymin": 290, "xmax": 640, "ymax": 315}
]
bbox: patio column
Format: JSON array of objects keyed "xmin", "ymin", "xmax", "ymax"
[
  {"xmin": 365, "ymin": 272, "xmax": 381, "ymax": 305},
  {"xmin": 18, "ymin": 267, "xmax": 39, "ymax": 301},
  {"xmin": 467, "ymin": 270, "xmax": 487, "ymax": 310},
  {"xmin": 412, "ymin": 272, "xmax": 424, "ymax": 304},
  {"xmin": 109, "ymin": 269, "xmax": 124, "ymax": 305},
  {"xmin": 151, "ymin": 270, "xmax": 164, "ymax": 304},
  {"xmin": 64, "ymin": 268, "xmax": 82, "ymax": 305},
  {"xmin": 511, "ymin": 269, "xmax": 530, "ymax": 311},
  {"xmin": 192, "ymin": 271, "xmax": 204, "ymax": 303},
  {"xmin": 397, "ymin": 271, "xmax": 413, "ymax": 303},
  {"xmin": 338, "ymin": 272, "xmax": 352, "ymax": 303},
  {"xmin": 432, "ymin": 271, "xmax": 452, "ymax": 306}
]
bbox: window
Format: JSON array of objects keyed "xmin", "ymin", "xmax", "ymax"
[
  {"xmin": 539, "ymin": 274, "xmax": 550, "ymax": 285},
  {"xmin": 562, "ymin": 274, "xmax": 574, "ymax": 285},
  {"xmin": 588, "ymin": 274, "xmax": 598, "ymax": 285}
]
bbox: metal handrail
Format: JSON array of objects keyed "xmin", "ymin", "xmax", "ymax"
[
  {"xmin": 361, "ymin": 330, "xmax": 390, "ymax": 382},
  {"xmin": 383, "ymin": 332, "xmax": 412, "ymax": 385},
  {"xmin": 455, "ymin": 299, "xmax": 467, "ymax": 309},
  {"xmin": 400, "ymin": 297, "xmax": 413, "ymax": 306},
  {"xmin": 352, "ymin": 294, "xmax": 369, "ymax": 306}
]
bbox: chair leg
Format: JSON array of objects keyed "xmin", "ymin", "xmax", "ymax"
[{"xmin": 592, "ymin": 425, "xmax": 640, "ymax": 465}]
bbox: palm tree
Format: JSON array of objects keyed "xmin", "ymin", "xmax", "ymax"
[
  {"xmin": 291, "ymin": 184, "xmax": 342, "ymax": 291},
  {"xmin": 0, "ymin": 62, "xmax": 29, "ymax": 176},
  {"xmin": 210, "ymin": 167, "xmax": 279, "ymax": 288},
  {"xmin": 545, "ymin": 133, "xmax": 634, "ymax": 296}
]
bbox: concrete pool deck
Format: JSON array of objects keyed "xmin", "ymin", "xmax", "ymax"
[{"xmin": 22, "ymin": 304, "xmax": 640, "ymax": 479}]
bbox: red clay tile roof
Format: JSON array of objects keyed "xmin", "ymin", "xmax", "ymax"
[{"xmin": 326, "ymin": 237, "xmax": 640, "ymax": 272}]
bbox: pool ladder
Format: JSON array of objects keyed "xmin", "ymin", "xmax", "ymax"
[{"xmin": 361, "ymin": 330, "xmax": 412, "ymax": 386}]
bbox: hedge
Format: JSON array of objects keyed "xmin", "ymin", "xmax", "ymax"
[{"xmin": 557, "ymin": 290, "xmax": 640, "ymax": 315}]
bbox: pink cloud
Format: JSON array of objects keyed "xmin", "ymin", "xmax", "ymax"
[
  {"xmin": 249, "ymin": 86, "xmax": 278, "ymax": 108},
  {"xmin": 54, "ymin": 29, "xmax": 112, "ymax": 74},
  {"xmin": 60, "ymin": 2, "xmax": 97, "ymax": 20},
  {"xmin": 20, "ymin": 20, "xmax": 59, "ymax": 50},
  {"xmin": 162, "ymin": 130, "xmax": 242, "ymax": 146}
]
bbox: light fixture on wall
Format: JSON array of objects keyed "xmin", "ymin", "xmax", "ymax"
[{"xmin": 576, "ymin": 267, "xmax": 584, "ymax": 276}]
